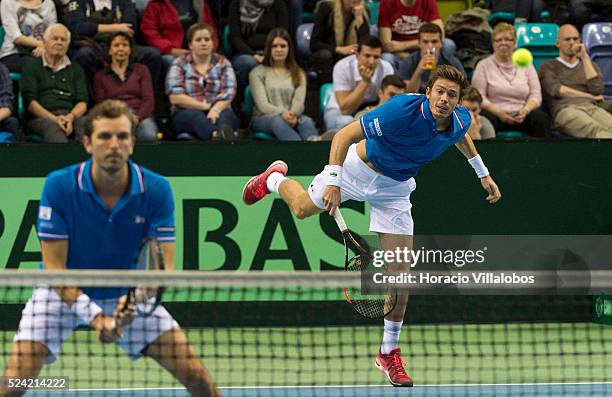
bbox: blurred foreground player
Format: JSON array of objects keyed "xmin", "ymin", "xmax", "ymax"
[{"xmin": 0, "ymin": 100, "xmax": 220, "ymax": 397}]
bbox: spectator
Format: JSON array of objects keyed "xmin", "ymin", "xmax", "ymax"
[
  {"xmin": 354, "ymin": 74, "xmax": 406, "ymax": 119},
  {"xmin": 140, "ymin": 0, "xmax": 220, "ymax": 70},
  {"xmin": 0, "ymin": 0, "xmax": 57, "ymax": 73},
  {"xmin": 471, "ymin": 22, "xmax": 551, "ymax": 138},
  {"xmin": 166, "ymin": 23, "xmax": 239, "ymax": 140},
  {"xmin": 65, "ymin": 0, "xmax": 162, "ymax": 85},
  {"xmin": 399, "ymin": 23, "xmax": 465, "ymax": 94},
  {"xmin": 250, "ymin": 28, "xmax": 318, "ymax": 141},
  {"xmin": 0, "ymin": 63, "xmax": 20, "ymax": 137},
  {"xmin": 323, "ymin": 35, "xmax": 394, "ymax": 131},
  {"xmin": 228, "ymin": 0, "xmax": 288, "ymax": 92},
  {"xmin": 460, "ymin": 86, "xmax": 495, "ymax": 140},
  {"xmin": 93, "ymin": 32, "xmax": 158, "ymax": 141},
  {"xmin": 539, "ymin": 24, "xmax": 612, "ymax": 138},
  {"xmin": 21, "ymin": 24, "xmax": 88, "ymax": 142},
  {"xmin": 378, "ymin": 0, "xmax": 453, "ymax": 71},
  {"xmin": 309, "ymin": 0, "xmax": 370, "ymax": 85}
]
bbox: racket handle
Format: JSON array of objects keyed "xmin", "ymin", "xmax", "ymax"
[{"xmin": 333, "ymin": 209, "xmax": 348, "ymax": 232}]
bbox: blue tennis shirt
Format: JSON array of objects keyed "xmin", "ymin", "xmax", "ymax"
[
  {"xmin": 36, "ymin": 159, "xmax": 176, "ymax": 299},
  {"xmin": 359, "ymin": 94, "xmax": 472, "ymax": 181}
]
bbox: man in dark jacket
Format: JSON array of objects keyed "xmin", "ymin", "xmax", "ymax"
[{"xmin": 65, "ymin": 0, "xmax": 162, "ymax": 85}]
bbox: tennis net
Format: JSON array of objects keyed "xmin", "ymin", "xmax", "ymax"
[{"xmin": 0, "ymin": 270, "xmax": 611, "ymax": 397}]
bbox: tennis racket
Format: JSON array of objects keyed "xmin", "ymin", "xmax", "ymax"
[
  {"xmin": 333, "ymin": 209, "xmax": 397, "ymax": 319},
  {"xmin": 120, "ymin": 237, "xmax": 166, "ymax": 321}
]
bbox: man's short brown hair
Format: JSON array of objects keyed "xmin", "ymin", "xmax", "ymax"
[
  {"xmin": 85, "ymin": 100, "xmax": 136, "ymax": 138},
  {"xmin": 461, "ymin": 86, "xmax": 483, "ymax": 104},
  {"xmin": 426, "ymin": 65, "xmax": 469, "ymax": 99},
  {"xmin": 381, "ymin": 75, "xmax": 406, "ymax": 91},
  {"xmin": 418, "ymin": 23, "xmax": 442, "ymax": 37}
]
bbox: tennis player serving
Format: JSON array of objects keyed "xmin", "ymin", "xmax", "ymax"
[
  {"xmin": 0, "ymin": 100, "xmax": 220, "ymax": 397},
  {"xmin": 243, "ymin": 65, "xmax": 502, "ymax": 387}
]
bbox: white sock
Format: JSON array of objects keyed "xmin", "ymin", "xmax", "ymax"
[
  {"xmin": 380, "ymin": 319, "xmax": 403, "ymax": 355},
  {"xmin": 266, "ymin": 172, "xmax": 286, "ymax": 194}
]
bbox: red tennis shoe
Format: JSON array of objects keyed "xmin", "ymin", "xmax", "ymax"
[
  {"xmin": 242, "ymin": 160, "xmax": 288, "ymax": 205},
  {"xmin": 374, "ymin": 348, "xmax": 414, "ymax": 387}
]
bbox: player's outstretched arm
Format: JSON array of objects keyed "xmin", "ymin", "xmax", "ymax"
[
  {"xmin": 322, "ymin": 121, "xmax": 365, "ymax": 214},
  {"xmin": 454, "ymin": 133, "xmax": 502, "ymax": 204}
]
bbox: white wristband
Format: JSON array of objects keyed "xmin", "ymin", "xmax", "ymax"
[
  {"xmin": 72, "ymin": 294, "xmax": 103, "ymax": 324},
  {"xmin": 325, "ymin": 165, "xmax": 343, "ymax": 187},
  {"xmin": 468, "ymin": 154, "xmax": 490, "ymax": 178}
]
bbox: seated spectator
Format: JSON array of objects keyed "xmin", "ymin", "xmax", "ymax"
[
  {"xmin": 460, "ymin": 86, "xmax": 495, "ymax": 140},
  {"xmin": 0, "ymin": 0, "xmax": 57, "ymax": 73},
  {"xmin": 471, "ymin": 22, "xmax": 551, "ymax": 138},
  {"xmin": 399, "ymin": 23, "xmax": 465, "ymax": 94},
  {"xmin": 378, "ymin": 0, "xmax": 454, "ymax": 71},
  {"xmin": 21, "ymin": 24, "xmax": 88, "ymax": 142},
  {"xmin": 65, "ymin": 0, "xmax": 162, "ymax": 85},
  {"xmin": 140, "ymin": 0, "xmax": 220, "ymax": 70},
  {"xmin": 539, "ymin": 24, "xmax": 612, "ymax": 138},
  {"xmin": 310, "ymin": 0, "xmax": 370, "ymax": 85},
  {"xmin": 324, "ymin": 35, "xmax": 394, "ymax": 131},
  {"xmin": 354, "ymin": 74, "xmax": 406, "ymax": 119},
  {"xmin": 166, "ymin": 23, "xmax": 239, "ymax": 140},
  {"xmin": 250, "ymin": 28, "xmax": 318, "ymax": 141},
  {"xmin": 93, "ymin": 32, "xmax": 158, "ymax": 141},
  {"xmin": 0, "ymin": 63, "xmax": 20, "ymax": 137},
  {"xmin": 228, "ymin": 0, "xmax": 288, "ymax": 92}
]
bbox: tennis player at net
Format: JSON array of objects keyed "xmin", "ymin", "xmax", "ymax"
[
  {"xmin": 0, "ymin": 100, "xmax": 220, "ymax": 397},
  {"xmin": 243, "ymin": 65, "xmax": 502, "ymax": 387}
]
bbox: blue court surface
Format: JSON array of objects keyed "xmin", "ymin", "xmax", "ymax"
[{"xmin": 26, "ymin": 383, "xmax": 612, "ymax": 396}]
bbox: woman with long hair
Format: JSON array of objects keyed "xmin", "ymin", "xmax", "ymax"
[
  {"xmin": 228, "ymin": 0, "xmax": 288, "ymax": 92},
  {"xmin": 93, "ymin": 32, "xmax": 158, "ymax": 141},
  {"xmin": 249, "ymin": 28, "xmax": 318, "ymax": 141},
  {"xmin": 166, "ymin": 23, "xmax": 239, "ymax": 140}
]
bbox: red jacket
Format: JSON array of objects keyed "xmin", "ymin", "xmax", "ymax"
[{"xmin": 141, "ymin": 0, "xmax": 218, "ymax": 55}]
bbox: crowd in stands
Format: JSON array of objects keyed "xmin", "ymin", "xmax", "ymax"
[{"xmin": 0, "ymin": 0, "xmax": 610, "ymax": 143}]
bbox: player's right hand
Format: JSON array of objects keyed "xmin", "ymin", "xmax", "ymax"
[
  {"xmin": 358, "ymin": 65, "xmax": 374, "ymax": 83},
  {"xmin": 322, "ymin": 185, "xmax": 341, "ymax": 215},
  {"xmin": 91, "ymin": 314, "xmax": 123, "ymax": 343}
]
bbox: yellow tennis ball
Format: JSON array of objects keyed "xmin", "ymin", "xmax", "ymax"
[{"xmin": 512, "ymin": 48, "xmax": 533, "ymax": 68}]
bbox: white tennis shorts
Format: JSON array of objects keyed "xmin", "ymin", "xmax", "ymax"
[
  {"xmin": 308, "ymin": 144, "xmax": 417, "ymax": 235},
  {"xmin": 14, "ymin": 286, "xmax": 178, "ymax": 363}
]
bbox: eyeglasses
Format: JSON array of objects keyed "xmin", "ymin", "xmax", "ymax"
[{"xmin": 493, "ymin": 38, "xmax": 515, "ymax": 43}]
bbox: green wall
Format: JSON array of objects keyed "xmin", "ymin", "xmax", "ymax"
[{"xmin": 1, "ymin": 140, "xmax": 611, "ymax": 271}]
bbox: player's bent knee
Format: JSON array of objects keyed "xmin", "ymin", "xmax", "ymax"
[{"xmin": 293, "ymin": 196, "xmax": 322, "ymax": 220}]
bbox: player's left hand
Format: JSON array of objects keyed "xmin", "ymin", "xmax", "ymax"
[
  {"xmin": 113, "ymin": 294, "xmax": 137, "ymax": 327},
  {"xmin": 481, "ymin": 176, "xmax": 501, "ymax": 203}
]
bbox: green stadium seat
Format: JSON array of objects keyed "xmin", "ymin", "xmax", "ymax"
[
  {"xmin": 320, "ymin": 83, "xmax": 333, "ymax": 116},
  {"xmin": 488, "ymin": 12, "xmax": 515, "ymax": 27},
  {"xmin": 496, "ymin": 130, "xmax": 527, "ymax": 139},
  {"xmin": 222, "ymin": 25, "xmax": 232, "ymax": 58},
  {"xmin": 516, "ymin": 23, "xmax": 559, "ymax": 52},
  {"xmin": 301, "ymin": 11, "xmax": 315, "ymax": 23},
  {"xmin": 515, "ymin": 23, "xmax": 559, "ymax": 71},
  {"xmin": 366, "ymin": 0, "xmax": 379, "ymax": 25},
  {"xmin": 244, "ymin": 86, "xmax": 275, "ymax": 141}
]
